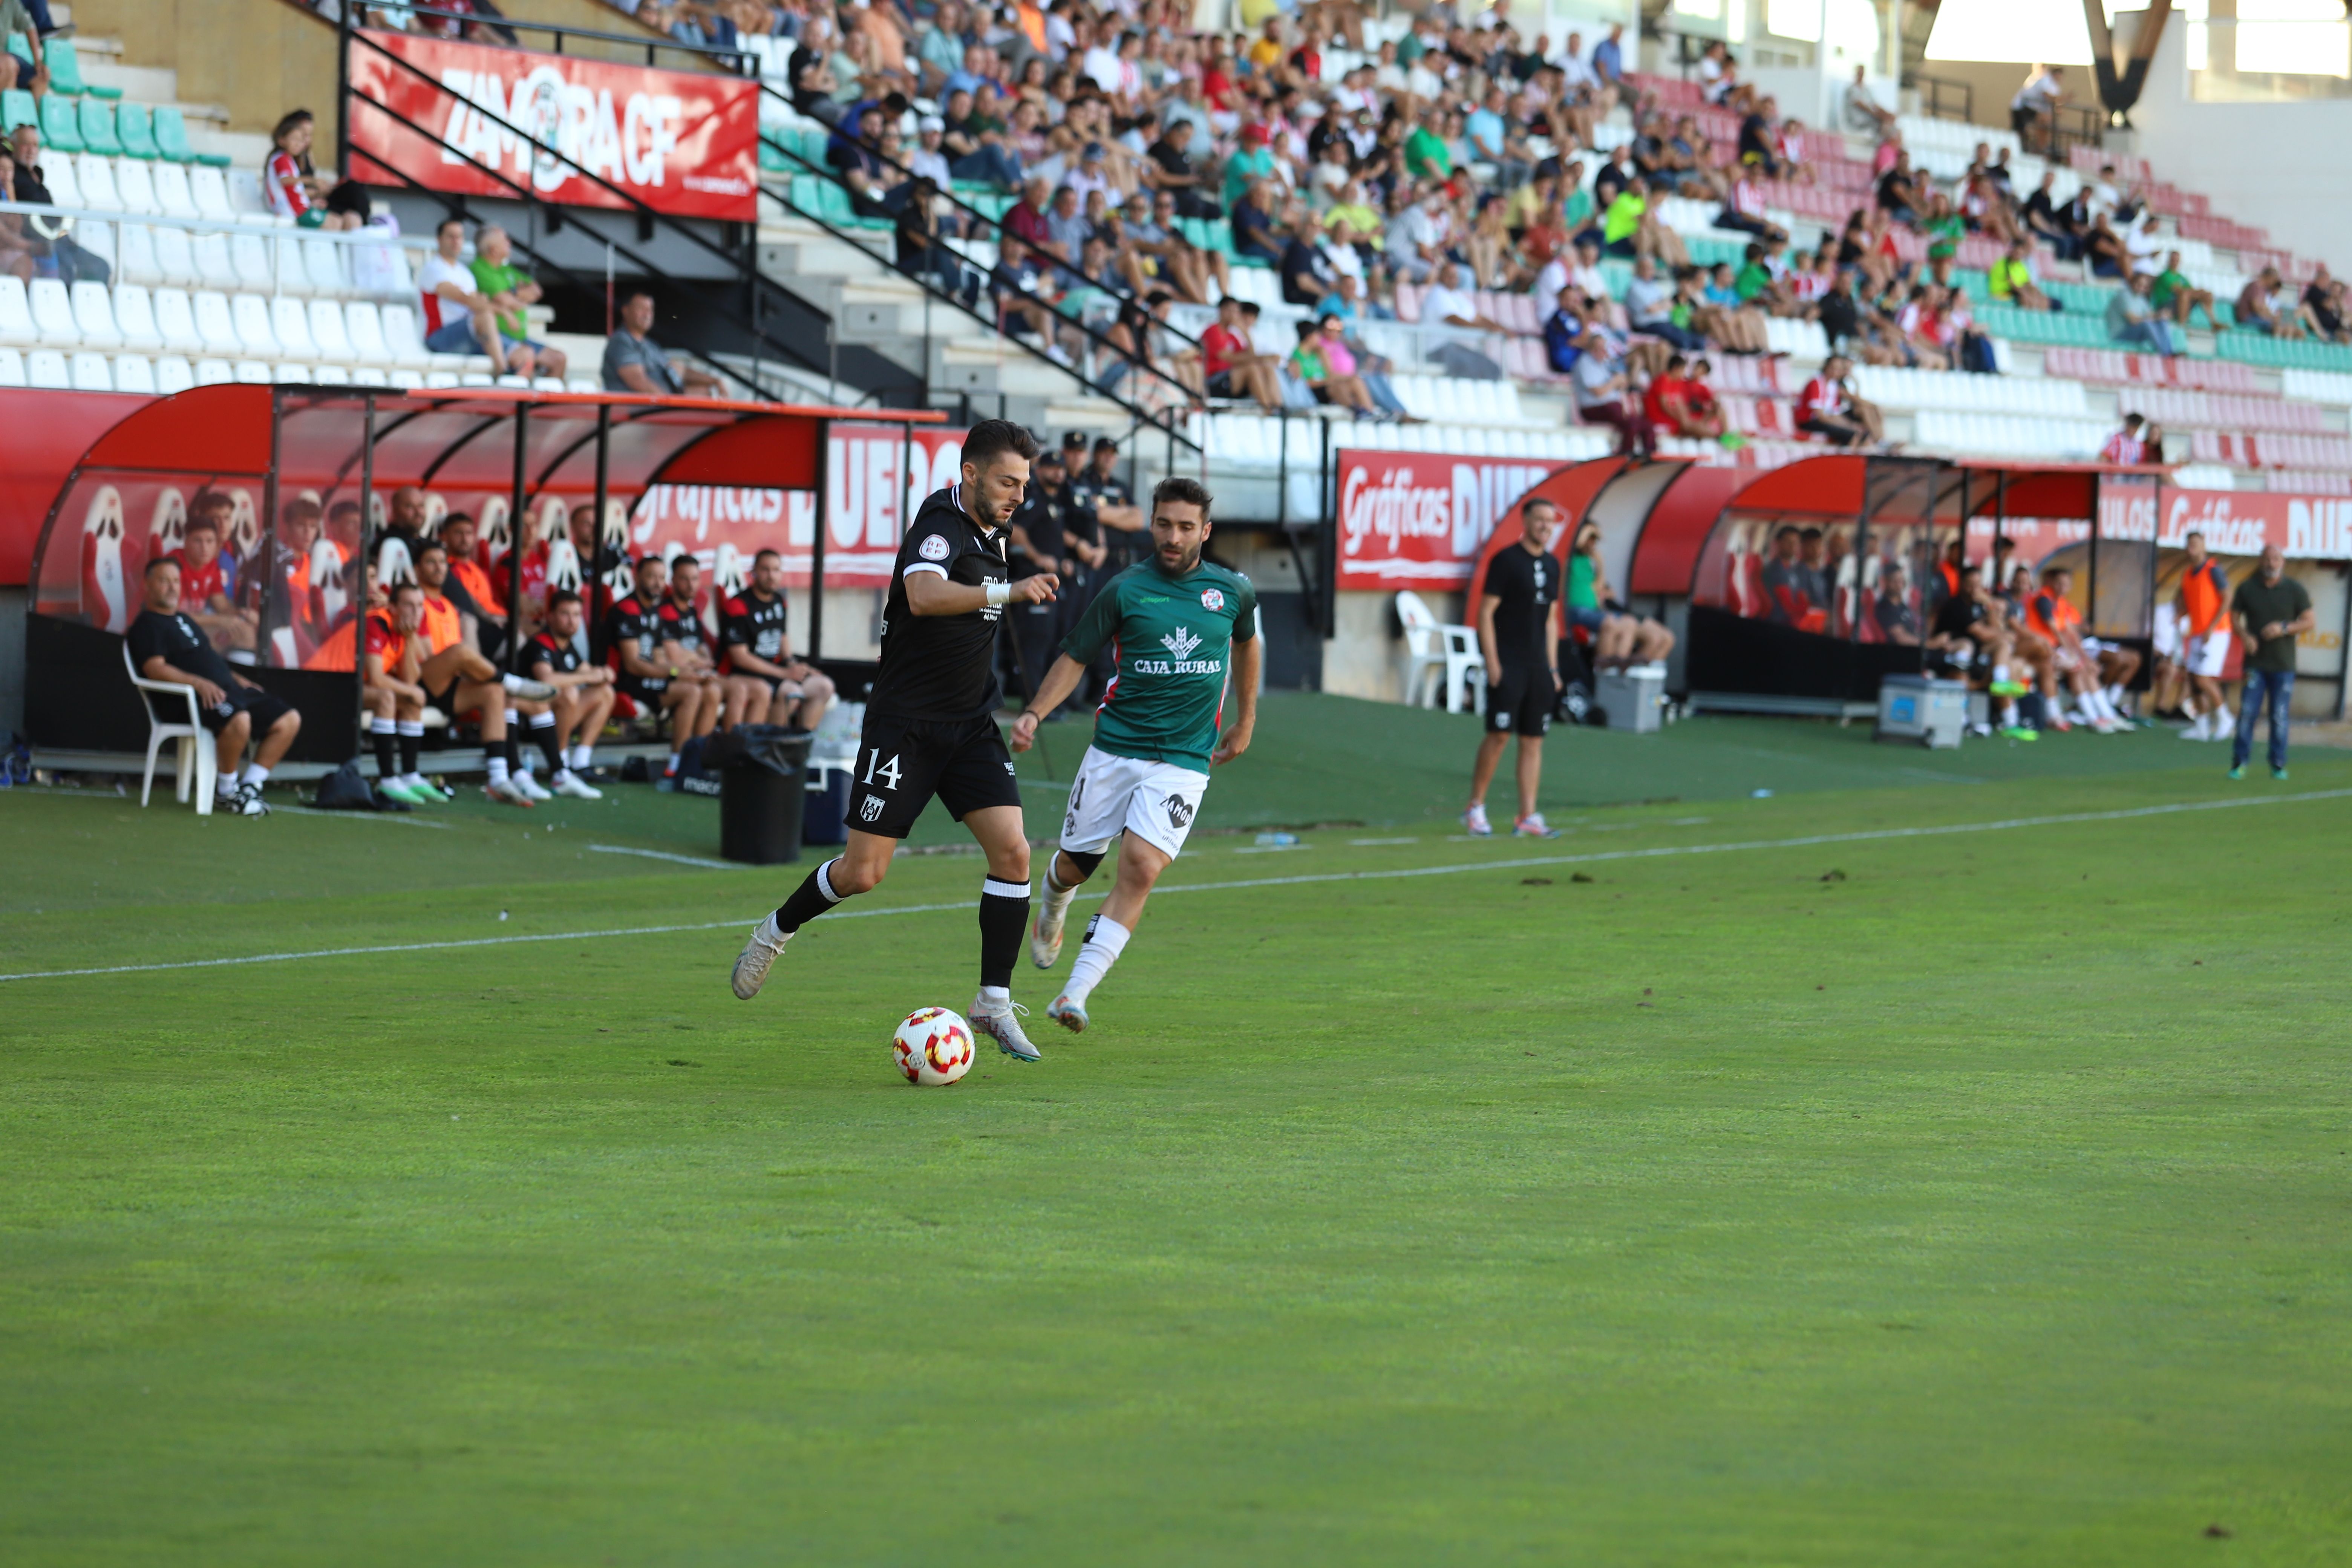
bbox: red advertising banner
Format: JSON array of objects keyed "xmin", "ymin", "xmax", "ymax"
[
  {"xmin": 623, "ymin": 425, "xmax": 966, "ymax": 591},
  {"xmin": 347, "ymin": 30, "xmax": 758, "ymax": 221},
  {"xmin": 1333, "ymin": 448, "xmax": 1563, "ymax": 591},
  {"xmin": 1966, "ymin": 488, "xmax": 2352, "ymax": 570}
]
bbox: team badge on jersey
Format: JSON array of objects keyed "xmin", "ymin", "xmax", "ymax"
[
  {"xmin": 1200, "ymin": 588, "xmax": 1225, "ymax": 611},
  {"xmin": 918, "ymin": 533, "xmax": 951, "ymax": 561}
]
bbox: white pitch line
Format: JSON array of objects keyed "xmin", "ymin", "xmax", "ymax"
[
  {"xmin": 4, "ymin": 787, "xmax": 2347, "ymax": 985},
  {"xmin": 586, "ymin": 844, "xmax": 744, "ymax": 870}
]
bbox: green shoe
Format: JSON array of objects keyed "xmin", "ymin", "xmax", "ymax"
[
  {"xmin": 1990, "ymin": 680, "xmax": 2029, "ymax": 697},
  {"xmin": 2272, "ymin": 767, "xmax": 2288, "ymax": 781},
  {"xmin": 2000, "ymin": 726, "xmax": 2038, "ymax": 741},
  {"xmin": 377, "ymin": 778, "xmax": 427, "ymax": 805},
  {"xmin": 2227, "ymin": 765, "xmax": 2245, "ymax": 780}
]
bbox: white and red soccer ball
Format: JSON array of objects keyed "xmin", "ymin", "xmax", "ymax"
[{"xmin": 893, "ymin": 1007, "xmax": 975, "ymax": 1086}]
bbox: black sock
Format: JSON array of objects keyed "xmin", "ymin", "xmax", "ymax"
[
  {"xmin": 774, "ymin": 857, "xmax": 848, "ymax": 934},
  {"xmin": 978, "ymin": 877, "xmax": 1031, "ymax": 990},
  {"xmin": 502, "ymin": 731, "xmax": 521, "ymax": 771},
  {"xmin": 531, "ymin": 715, "xmax": 563, "ymax": 773},
  {"xmin": 398, "ymin": 732, "xmax": 420, "ymax": 776},
  {"xmin": 372, "ymin": 721, "xmax": 397, "ymax": 780}
]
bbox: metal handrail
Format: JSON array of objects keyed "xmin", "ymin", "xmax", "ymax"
[{"xmin": 337, "ymin": 2, "xmax": 752, "ymax": 71}]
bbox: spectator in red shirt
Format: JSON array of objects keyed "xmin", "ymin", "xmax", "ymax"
[
  {"xmin": 168, "ymin": 511, "xmax": 257, "ymax": 655},
  {"xmin": 1200, "ymin": 295, "xmax": 1283, "ymax": 411},
  {"xmin": 1795, "ymin": 354, "xmax": 1883, "ymax": 447}
]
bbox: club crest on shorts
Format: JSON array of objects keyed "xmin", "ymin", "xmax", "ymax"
[
  {"xmin": 1200, "ymin": 588, "xmax": 1225, "ymax": 611},
  {"xmin": 918, "ymin": 533, "xmax": 951, "ymax": 562},
  {"xmin": 859, "ymin": 795, "xmax": 886, "ymax": 822}
]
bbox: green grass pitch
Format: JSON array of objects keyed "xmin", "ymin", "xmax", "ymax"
[{"xmin": 3, "ymin": 696, "xmax": 2349, "ymax": 1564}]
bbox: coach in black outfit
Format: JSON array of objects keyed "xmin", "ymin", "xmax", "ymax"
[
  {"xmin": 731, "ymin": 421, "xmax": 1060, "ymax": 1062},
  {"xmin": 126, "ymin": 554, "xmax": 302, "ymax": 817},
  {"xmin": 1463, "ymin": 496, "xmax": 1566, "ymax": 840}
]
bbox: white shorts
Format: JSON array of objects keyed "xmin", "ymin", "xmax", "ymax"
[
  {"xmin": 2187, "ymin": 629, "xmax": 2231, "ymax": 679},
  {"xmin": 2153, "ymin": 605, "xmax": 2181, "ymax": 660},
  {"xmin": 1060, "ymin": 745, "xmax": 1211, "ymax": 861}
]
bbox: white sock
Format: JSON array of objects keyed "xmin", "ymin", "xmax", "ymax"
[
  {"xmin": 1062, "ymin": 914, "xmax": 1132, "ymax": 1007},
  {"xmin": 487, "ymin": 756, "xmax": 510, "ymax": 784},
  {"xmin": 216, "ymin": 773, "xmax": 239, "ymax": 797},
  {"xmin": 754, "ymin": 910, "xmax": 787, "ymax": 947},
  {"xmin": 1043, "ymin": 858, "xmax": 1083, "ymax": 921},
  {"xmin": 2001, "ymin": 702, "xmax": 2019, "ymax": 727},
  {"xmin": 240, "ymin": 763, "xmax": 270, "ymax": 786},
  {"xmin": 1992, "ymin": 663, "xmax": 2010, "ymax": 684},
  {"xmin": 977, "ymin": 983, "xmax": 1011, "ymax": 1008},
  {"xmin": 2093, "ymin": 689, "xmax": 2120, "ymax": 722},
  {"xmin": 553, "ymin": 768, "xmax": 576, "ymax": 786},
  {"xmin": 665, "ymin": 753, "xmax": 681, "ymax": 775},
  {"xmin": 569, "ymin": 744, "xmax": 594, "ymax": 770}
]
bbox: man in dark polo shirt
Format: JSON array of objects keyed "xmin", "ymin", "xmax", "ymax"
[
  {"xmin": 125, "ymin": 555, "xmax": 302, "ymax": 816},
  {"xmin": 2228, "ymin": 543, "xmax": 2315, "ymax": 780},
  {"xmin": 1464, "ymin": 496, "xmax": 1566, "ymax": 841},
  {"xmin": 601, "ymin": 291, "xmax": 723, "ymax": 398}
]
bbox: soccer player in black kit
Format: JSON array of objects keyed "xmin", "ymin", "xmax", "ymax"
[
  {"xmin": 1464, "ymin": 496, "xmax": 1566, "ymax": 840},
  {"xmin": 730, "ymin": 421, "xmax": 1062, "ymax": 1060}
]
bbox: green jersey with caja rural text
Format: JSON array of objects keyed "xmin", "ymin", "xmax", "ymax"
[{"xmin": 1061, "ymin": 560, "xmax": 1259, "ymax": 772}]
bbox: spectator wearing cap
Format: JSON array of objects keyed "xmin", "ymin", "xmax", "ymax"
[
  {"xmin": 603, "ymin": 291, "xmax": 724, "ymax": 397},
  {"xmin": 906, "ymin": 115, "xmax": 954, "ymax": 190}
]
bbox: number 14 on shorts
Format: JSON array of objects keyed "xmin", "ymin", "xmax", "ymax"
[{"xmin": 862, "ymin": 750, "xmax": 903, "ymax": 790}]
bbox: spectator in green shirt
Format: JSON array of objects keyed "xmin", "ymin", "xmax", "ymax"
[
  {"xmin": 1988, "ymin": 239, "xmax": 2057, "ymax": 312},
  {"xmin": 2150, "ymin": 249, "xmax": 2218, "ymax": 329},
  {"xmin": 1403, "ymin": 121, "xmax": 1452, "ymax": 181},
  {"xmin": 2227, "ymin": 544, "xmax": 2314, "ymax": 779},
  {"xmin": 467, "ymin": 226, "xmax": 570, "ymax": 382},
  {"xmin": 1921, "ymin": 193, "xmax": 1965, "ymax": 265}
]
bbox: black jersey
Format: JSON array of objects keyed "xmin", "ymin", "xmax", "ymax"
[
  {"xmin": 603, "ymin": 594, "xmax": 668, "ymax": 694},
  {"xmin": 870, "ymin": 483, "xmax": 1012, "ymax": 721},
  {"xmin": 127, "ymin": 608, "xmax": 236, "ymax": 687},
  {"xmin": 1930, "ymin": 593, "xmax": 1986, "ymax": 640},
  {"xmin": 526, "ymin": 631, "xmax": 583, "ymax": 676},
  {"xmin": 1483, "ymin": 545, "xmax": 1560, "ymax": 665},
  {"xmin": 718, "ymin": 588, "xmax": 790, "ymax": 672},
  {"xmin": 654, "ymin": 596, "xmax": 710, "ymax": 659}
]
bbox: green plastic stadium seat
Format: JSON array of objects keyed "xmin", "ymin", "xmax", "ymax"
[
  {"xmin": 47, "ymin": 37, "xmax": 121, "ymax": 99},
  {"xmin": 757, "ymin": 134, "xmax": 789, "ymax": 173},
  {"xmin": 115, "ymin": 100, "xmax": 159, "ymax": 160},
  {"xmin": 2, "ymin": 88, "xmax": 34, "ymax": 136},
  {"xmin": 78, "ymin": 96, "xmax": 124, "ymax": 158},
  {"xmin": 38, "ymin": 89, "xmax": 84, "ymax": 154},
  {"xmin": 151, "ymin": 104, "xmax": 196, "ymax": 163},
  {"xmin": 6, "ymin": 34, "xmax": 31, "ymax": 67}
]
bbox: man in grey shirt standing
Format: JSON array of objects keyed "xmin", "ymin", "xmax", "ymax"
[{"xmin": 602, "ymin": 291, "xmax": 724, "ymax": 397}]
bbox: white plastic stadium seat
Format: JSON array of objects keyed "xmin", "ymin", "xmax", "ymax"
[
  {"xmin": 122, "ymin": 643, "xmax": 218, "ymax": 814},
  {"xmin": 227, "ymin": 168, "xmax": 280, "ymax": 225},
  {"xmin": 344, "ymin": 301, "xmax": 393, "ymax": 366},
  {"xmin": 308, "ymin": 298, "xmax": 355, "ymax": 363},
  {"xmin": 566, "ymin": 377, "xmax": 599, "ymax": 394},
  {"xmin": 191, "ymin": 291, "xmax": 240, "ymax": 356},
  {"xmin": 271, "ymin": 235, "xmax": 310, "ymax": 297},
  {"xmin": 153, "ymin": 162, "xmax": 200, "ymax": 221},
  {"xmin": 230, "ymin": 294, "xmax": 281, "ymax": 359},
  {"xmin": 310, "ymin": 363, "xmax": 352, "ymax": 386},
  {"xmin": 0, "ymin": 275, "xmax": 34, "ymax": 346},
  {"xmin": 69, "ymin": 350, "xmax": 112, "ymax": 390},
  {"xmin": 193, "ymin": 357, "xmax": 235, "ymax": 386},
  {"xmin": 152, "ymin": 224, "xmax": 198, "ymax": 289},
  {"xmin": 274, "ymin": 362, "xmax": 311, "ymax": 383},
  {"xmin": 1396, "ymin": 590, "xmax": 1486, "ymax": 714},
  {"xmin": 233, "ymin": 360, "xmax": 273, "ymax": 384},
  {"xmin": 352, "ymin": 366, "xmax": 389, "ymax": 387},
  {"xmin": 26, "ymin": 348, "xmax": 70, "ymax": 387},
  {"xmin": 69, "ymin": 281, "xmax": 121, "ymax": 349},
  {"xmin": 191, "ymin": 232, "xmax": 238, "ymax": 291},
  {"xmin": 377, "ymin": 303, "xmax": 432, "ymax": 368},
  {"xmin": 389, "ymin": 368, "xmax": 424, "ymax": 389},
  {"xmin": 72, "ymin": 153, "xmax": 122, "ymax": 212},
  {"xmin": 270, "ymin": 296, "xmax": 318, "ymax": 361},
  {"xmin": 113, "ymin": 285, "xmax": 162, "ymax": 353},
  {"xmin": 155, "ymin": 355, "xmax": 196, "ymax": 394},
  {"xmin": 28, "ymin": 278, "xmax": 79, "ymax": 347},
  {"xmin": 187, "ymin": 165, "xmax": 237, "ymax": 224},
  {"xmin": 115, "ymin": 224, "xmax": 158, "ymax": 287},
  {"xmin": 153, "ymin": 289, "xmax": 204, "ymax": 356},
  {"xmin": 302, "ymin": 239, "xmax": 345, "ymax": 294},
  {"xmin": 230, "ymin": 233, "xmax": 273, "ymax": 291},
  {"xmin": 0, "ymin": 346, "xmax": 22, "ymax": 385},
  {"xmin": 112, "ymin": 353, "xmax": 157, "ymax": 394},
  {"xmin": 35, "ymin": 153, "xmax": 79, "ymax": 207},
  {"xmin": 114, "ymin": 158, "xmax": 160, "ymax": 217}
]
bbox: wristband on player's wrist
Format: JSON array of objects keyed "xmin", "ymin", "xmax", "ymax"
[{"xmin": 986, "ymin": 580, "xmax": 1012, "ymax": 607}]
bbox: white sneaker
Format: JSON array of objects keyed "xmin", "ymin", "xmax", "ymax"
[
  {"xmin": 2181, "ymin": 713, "xmax": 2210, "ymax": 740},
  {"xmin": 1513, "ymin": 812, "xmax": 1562, "ymax": 838},
  {"xmin": 2213, "ymin": 707, "xmax": 2235, "ymax": 740},
  {"xmin": 730, "ymin": 914, "xmax": 790, "ymax": 1000},
  {"xmin": 485, "ymin": 775, "xmax": 535, "ymax": 807},
  {"xmin": 501, "ymin": 672, "xmax": 558, "ymax": 702},
  {"xmin": 1462, "ymin": 803, "xmax": 1493, "ymax": 838},
  {"xmin": 512, "ymin": 770, "xmax": 553, "ymax": 801},
  {"xmin": 219, "ymin": 782, "xmax": 269, "ymax": 817},
  {"xmin": 970, "ymin": 996, "xmax": 1041, "ymax": 1061},
  {"xmin": 1031, "ymin": 902, "xmax": 1067, "ymax": 969},
  {"xmin": 551, "ymin": 771, "xmax": 603, "ymax": 799}
]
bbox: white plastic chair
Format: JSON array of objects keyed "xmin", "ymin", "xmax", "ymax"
[
  {"xmin": 115, "ymin": 284, "xmax": 162, "ymax": 353},
  {"xmin": 70, "ymin": 280, "xmax": 120, "ymax": 349},
  {"xmin": 1396, "ymin": 590, "xmax": 1486, "ymax": 714},
  {"xmin": 154, "ymin": 356, "xmax": 196, "ymax": 393},
  {"xmin": 122, "ymin": 642, "xmax": 216, "ymax": 814}
]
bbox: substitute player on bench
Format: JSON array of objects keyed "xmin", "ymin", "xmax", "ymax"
[
  {"xmin": 1007, "ymin": 477, "xmax": 1258, "ymax": 1034},
  {"xmin": 1465, "ymin": 496, "xmax": 1565, "ymax": 839},
  {"xmin": 730, "ymin": 421, "xmax": 1060, "ymax": 1061},
  {"xmin": 717, "ymin": 547, "xmax": 836, "ymax": 733},
  {"xmin": 522, "ymin": 589, "xmax": 615, "ymax": 797}
]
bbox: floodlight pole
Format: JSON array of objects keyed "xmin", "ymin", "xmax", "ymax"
[{"xmin": 506, "ymin": 401, "xmax": 529, "ymax": 672}]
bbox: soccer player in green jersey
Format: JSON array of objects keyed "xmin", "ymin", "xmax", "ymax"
[{"xmin": 1007, "ymin": 478, "xmax": 1260, "ymax": 1033}]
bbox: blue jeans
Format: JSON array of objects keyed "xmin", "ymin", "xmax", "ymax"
[
  {"xmin": 2232, "ymin": 668, "xmax": 2294, "ymax": 771},
  {"xmin": 2115, "ymin": 319, "xmax": 2178, "ymax": 356}
]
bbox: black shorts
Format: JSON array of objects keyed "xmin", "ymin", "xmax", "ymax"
[
  {"xmin": 618, "ymin": 673, "xmax": 670, "ymax": 707},
  {"xmin": 199, "ymin": 682, "xmax": 295, "ymax": 737},
  {"xmin": 848, "ymin": 710, "xmax": 1023, "ymax": 838},
  {"xmin": 1798, "ymin": 416, "xmax": 1863, "ymax": 447},
  {"xmin": 1487, "ymin": 663, "xmax": 1555, "ymax": 737},
  {"xmin": 1206, "ymin": 371, "xmax": 1236, "ymax": 398}
]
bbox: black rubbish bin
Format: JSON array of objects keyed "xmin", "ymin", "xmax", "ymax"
[{"xmin": 709, "ymin": 725, "xmax": 813, "ymax": 865}]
